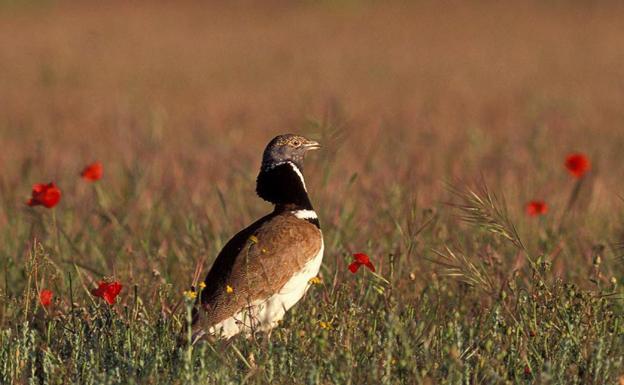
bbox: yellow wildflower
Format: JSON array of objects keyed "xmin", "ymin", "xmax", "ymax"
[
  {"xmin": 183, "ymin": 290, "xmax": 197, "ymax": 300},
  {"xmin": 308, "ymin": 276, "xmax": 322, "ymax": 285},
  {"xmin": 319, "ymin": 321, "xmax": 332, "ymax": 330},
  {"xmin": 226, "ymin": 285, "xmax": 234, "ymax": 294},
  {"xmin": 199, "ymin": 282, "xmax": 206, "ymax": 289}
]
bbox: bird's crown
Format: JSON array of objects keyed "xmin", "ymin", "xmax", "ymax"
[{"xmin": 261, "ymin": 134, "xmax": 320, "ymax": 170}]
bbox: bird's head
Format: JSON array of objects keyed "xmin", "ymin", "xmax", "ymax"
[{"xmin": 261, "ymin": 134, "xmax": 321, "ymax": 171}]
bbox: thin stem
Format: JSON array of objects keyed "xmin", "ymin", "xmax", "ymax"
[
  {"xmin": 558, "ymin": 177, "xmax": 583, "ymax": 233},
  {"xmin": 52, "ymin": 209, "xmax": 62, "ymax": 258}
]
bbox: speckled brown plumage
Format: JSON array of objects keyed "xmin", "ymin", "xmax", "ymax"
[{"xmin": 192, "ymin": 210, "xmax": 322, "ymax": 332}]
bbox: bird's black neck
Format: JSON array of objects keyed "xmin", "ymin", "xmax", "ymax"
[{"xmin": 256, "ymin": 162, "xmax": 314, "ymax": 211}]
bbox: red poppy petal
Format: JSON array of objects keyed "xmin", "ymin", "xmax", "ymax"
[
  {"xmin": 103, "ymin": 292, "xmax": 116, "ymax": 305},
  {"xmin": 81, "ymin": 162, "xmax": 103, "ymax": 181},
  {"xmin": 526, "ymin": 201, "xmax": 548, "ymax": 217},
  {"xmin": 565, "ymin": 153, "xmax": 590, "ymax": 178},
  {"xmin": 353, "ymin": 253, "xmax": 370, "ymax": 264},
  {"xmin": 32, "ymin": 183, "xmax": 46, "ymax": 193},
  {"xmin": 108, "ymin": 282, "xmax": 122, "ymax": 297},
  {"xmin": 28, "ymin": 182, "xmax": 61, "ymax": 208},
  {"xmin": 363, "ymin": 261, "xmax": 376, "ymax": 272},
  {"xmin": 93, "ymin": 281, "xmax": 122, "ymax": 305},
  {"xmin": 92, "ymin": 281, "xmax": 107, "ymax": 298},
  {"xmin": 348, "ymin": 262, "xmax": 361, "ymax": 273},
  {"xmin": 43, "ymin": 189, "xmax": 61, "ymax": 208},
  {"xmin": 39, "ymin": 289, "xmax": 53, "ymax": 307}
]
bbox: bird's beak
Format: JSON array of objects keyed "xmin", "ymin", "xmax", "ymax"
[{"xmin": 303, "ymin": 140, "xmax": 321, "ymax": 151}]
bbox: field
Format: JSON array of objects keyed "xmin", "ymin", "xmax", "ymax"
[{"xmin": 1, "ymin": 1, "xmax": 624, "ymax": 384}]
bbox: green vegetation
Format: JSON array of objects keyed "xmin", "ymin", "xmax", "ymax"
[{"xmin": 2, "ymin": 163, "xmax": 622, "ymax": 384}]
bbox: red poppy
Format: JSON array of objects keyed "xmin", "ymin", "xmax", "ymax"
[
  {"xmin": 565, "ymin": 153, "xmax": 590, "ymax": 178},
  {"xmin": 348, "ymin": 253, "xmax": 376, "ymax": 273},
  {"xmin": 526, "ymin": 201, "xmax": 548, "ymax": 217},
  {"xmin": 27, "ymin": 183, "xmax": 61, "ymax": 208},
  {"xmin": 91, "ymin": 281, "xmax": 122, "ymax": 305},
  {"xmin": 81, "ymin": 162, "xmax": 103, "ymax": 181},
  {"xmin": 39, "ymin": 289, "xmax": 53, "ymax": 307}
]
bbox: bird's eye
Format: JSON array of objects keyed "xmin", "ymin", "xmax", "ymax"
[{"xmin": 291, "ymin": 139, "xmax": 302, "ymax": 147}]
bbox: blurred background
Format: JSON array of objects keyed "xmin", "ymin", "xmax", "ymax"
[{"xmin": 1, "ymin": 1, "xmax": 624, "ymax": 285}]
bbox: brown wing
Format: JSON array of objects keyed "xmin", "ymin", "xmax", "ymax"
[{"xmin": 195, "ymin": 212, "xmax": 322, "ymax": 329}]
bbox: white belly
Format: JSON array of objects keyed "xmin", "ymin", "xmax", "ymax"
[{"xmin": 209, "ymin": 236, "xmax": 324, "ymax": 339}]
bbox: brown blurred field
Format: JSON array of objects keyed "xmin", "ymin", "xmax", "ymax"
[
  {"xmin": 0, "ymin": 0, "xmax": 623, "ymax": 285},
  {"xmin": 3, "ymin": 1, "xmax": 624, "ymax": 193}
]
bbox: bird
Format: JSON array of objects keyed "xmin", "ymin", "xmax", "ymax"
[{"xmin": 188, "ymin": 134, "xmax": 323, "ymax": 342}]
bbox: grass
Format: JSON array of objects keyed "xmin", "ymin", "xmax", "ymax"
[{"xmin": 1, "ymin": 1, "xmax": 624, "ymax": 384}]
